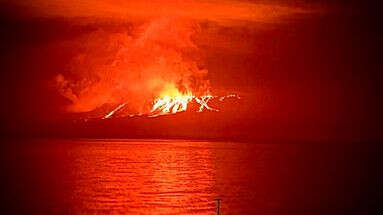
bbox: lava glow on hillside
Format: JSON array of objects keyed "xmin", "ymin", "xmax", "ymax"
[
  {"xmin": 54, "ymin": 18, "xmax": 240, "ymax": 119},
  {"xmin": 103, "ymin": 94, "xmax": 240, "ymax": 119}
]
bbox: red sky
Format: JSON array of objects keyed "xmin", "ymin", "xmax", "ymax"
[
  {"xmin": 9, "ymin": 0, "xmax": 310, "ymax": 22},
  {"xmin": 0, "ymin": 0, "xmax": 380, "ymax": 141}
]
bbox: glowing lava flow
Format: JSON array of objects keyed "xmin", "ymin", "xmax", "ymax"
[
  {"xmin": 103, "ymin": 103, "xmax": 126, "ymax": 119},
  {"xmin": 102, "ymin": 94, "xmax": 240, "ymax": 119},
  {"xmin": 151, "ymin": 95, "xmax": 193, "ymax": 115},
  {"xmin": 150, "ymin": 95, "xmax": 219, "ymax": 117}
]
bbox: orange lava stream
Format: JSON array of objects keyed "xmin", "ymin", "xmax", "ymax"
[
  {"xmin": 102, "ymin": 94, "xmax": 240, "ymax": 119},
  {"xmin": 103, "ymin": 103, "xmax": 126, "ymax": 119}
]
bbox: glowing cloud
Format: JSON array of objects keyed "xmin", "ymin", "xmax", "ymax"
[
  {"xmin": 11, "ymin": 0, "xmax": 309, "ymax": 24},
  {"xmin": 55, "ymin": 18, "xmax": 211, "ymax": 114}
]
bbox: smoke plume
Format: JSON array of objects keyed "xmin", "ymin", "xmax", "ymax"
[{"xmin": 55, "ymin": 18, "xmax": 210, "ymax": 113}]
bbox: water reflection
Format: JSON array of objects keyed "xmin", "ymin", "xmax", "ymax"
[
  {"xmin": 3, "ymin": 139, "xmax": 358, "ymax": 215},
  {"xmin": 70, "ymin": 140, "xmax": 217, "ymax": 214}
]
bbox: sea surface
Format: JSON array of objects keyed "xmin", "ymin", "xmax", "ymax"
[{"xmin": 1, "ymin": 139, "xmax": 373, "ymax": 214}]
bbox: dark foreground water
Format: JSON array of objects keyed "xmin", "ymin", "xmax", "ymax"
[{"xmin": 1, "ymin": 139, "xmax": 376, "ymax": 214}]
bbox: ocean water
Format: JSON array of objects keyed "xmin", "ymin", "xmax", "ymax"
[{"xmin": 1, "ymin": 139, "xmax": 372, "ymax": 214}]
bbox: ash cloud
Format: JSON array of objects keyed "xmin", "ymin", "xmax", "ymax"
[
  {"xmin": 55, "ymin": 18, "xmax": 210, "ymax": 113},
  {"xmin": 7, "ymin": 0, "xmax": 313, "ymax": 113}
]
